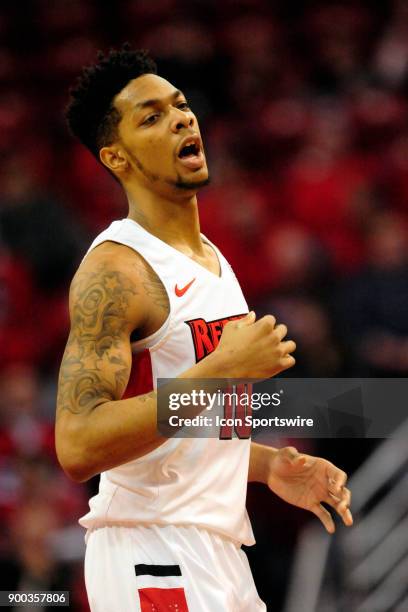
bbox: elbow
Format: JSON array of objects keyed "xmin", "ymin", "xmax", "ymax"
[
  {"xmin": 56, "ymin": 447, "xmax": 93, "ymax": 483},
  {"xmin": 61, "ymin": 460, "xmax": 92, "ymax": 483},
  {"xmin": 55, "ymin": 425, "xmax": 94, "ymax": 483}
]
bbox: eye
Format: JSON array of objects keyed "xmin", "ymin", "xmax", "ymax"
[
  {"xmin": 177, "ymin": 102, "xmax": 190, "ymax": 111},
  {"xmin": 142, "ymin": 113, "xmax": 160, "ymax": 126}
]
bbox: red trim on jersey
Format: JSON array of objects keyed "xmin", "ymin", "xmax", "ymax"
[
  {"xmin": 123, "ymin": 349, "xmax": 153, "ymax": 398},
  {"xmin": 138, "ymin": 587, "xmax": 189, "ymax": 611}
]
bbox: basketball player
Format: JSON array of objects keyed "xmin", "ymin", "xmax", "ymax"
[{"xmin": 56, "ymin": 45, "xmax": 353, "ymax": 611}]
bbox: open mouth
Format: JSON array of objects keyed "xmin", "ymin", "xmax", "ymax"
[
  {"xmin": 178, "ymin": 142, "xmax": 200, "ymax": 158},
  {"xmin": 177, "ymin": 139, "xmax": 205, "ymax": 170}
]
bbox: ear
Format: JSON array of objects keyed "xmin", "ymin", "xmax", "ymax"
[{"xmin": 99, "ymin": 145, "xmax": 128, "ymax": 175}]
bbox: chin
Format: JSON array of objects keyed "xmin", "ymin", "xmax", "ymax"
[
  {"xmin": 176, "ymin": 178, "xmax": 210, "ymax": 191},
  {"xmin": 175, "ymin": 170, "xmax": 210, "ymax": 191}
]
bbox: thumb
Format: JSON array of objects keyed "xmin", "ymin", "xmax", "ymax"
[
  {"xmin": 237, "ymin": 311, "xmax": 256, "ymax": 328},
  {"xmin": 281, "ymin": 446, "xmax": 299, "ymax": 462},
  {"xmin": 291, "ymin": 454, "xmax": 308, "ymax": 470},
  {"xmin": 280, "ymin": 446, "xmax": 306, "ymax": 467}
]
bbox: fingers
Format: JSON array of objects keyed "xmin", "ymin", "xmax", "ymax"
[
  {"xmin": 255, "ymin": 317, "xmax": 288, "ymax": 340},
  {"xmin": 343, "ymin": 507, "xmax": 353, "ymax": 526},
  {"xmin": 255, "ymin": 314, "xmax": 276, "ymax": 331},
  {"xmin": 274, "ymin": 323, "xmax": 288, "ymax": 341},
  {"xmin": 338, "ymin": 487, "xmax": 353, "ymax": 526},
  {"xmin": 327, "ymin": 466, "xmax": 353, "ymax": 527},
  {"xmin": 313, "ymin": 496, "xmax": 353, "ymax": 534},
  {"xmin": 311, "ymin": 503, "xmax": 335, "ymax": 534},
  {"xmin": 254, "ymin": 316, "xmax": 295, "ymax": 350},
  {"xmin": 338, "ymin": 486, "xmax": 351, "ymax": 513},
  {"xmin": 234, "ymin": 312, "xmax": 295, "ymax": 348},
  {"xmin": 237, "ymin": 311, "xmax": 256, "ymax": 328},
  {"xmin": 281, "ymin": 340, "xmax": 296, "ymax": 355},
  {"xmin": 277, "ymin": 338, "xmax": 296, "ymax": 373},
  {"xmin": 327, "ymin": 486, "xmax": 353, "ymax": 527},
  {"xmin": 328, "ymin": 469, "xmax": 348, "ymax": 494},
  {"xmin": 234, "ymin": 312, "xmax": 296, "ymax": 374},
  {"xmin": 280, "ymin": 354, "xmax": 296, "ymax": 370},
  {"xmin": 257, "ymin": 318, "xmax": 295, "ymax": 352}
]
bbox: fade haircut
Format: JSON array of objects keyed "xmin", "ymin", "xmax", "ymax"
[{"xmin": 65, "ymin": 43, "xmax": 157, "ymax": 159}]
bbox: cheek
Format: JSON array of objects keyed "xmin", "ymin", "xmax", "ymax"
[{"xmin": 142, "ymin": 136, "xmax": 175, "ymax": 165}]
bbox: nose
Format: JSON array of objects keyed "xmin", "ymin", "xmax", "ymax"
[{"xmin": 170, "ymin": 108, "xmax": 194, "ymax": 133}]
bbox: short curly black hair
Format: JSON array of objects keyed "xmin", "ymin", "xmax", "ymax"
[{"xmin": 65, "ymin": 43, "xmax": 157, "ymax": 159}]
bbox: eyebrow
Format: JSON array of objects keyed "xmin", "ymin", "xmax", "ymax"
[{"xmin": 134, "ymin": 89, "xmax": 184, "ymax": 112}]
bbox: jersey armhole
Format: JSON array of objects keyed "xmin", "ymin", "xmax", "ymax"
[{"xmin": 131, "ymin": 315, "xmax": 172, "ymax": 352}]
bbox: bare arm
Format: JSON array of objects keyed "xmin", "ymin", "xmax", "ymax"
[
  {"xmin": 248, "ymin": 442, "xmax": 277, "ymax": 483},
  {"xmin": 56, "ymin": 250, "xmax": 296, "ymax": 482},
  {"xmin": 55, "ymin": 248, "xmax": 225, "ymax": 482}
]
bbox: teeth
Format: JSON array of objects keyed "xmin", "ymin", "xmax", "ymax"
[
  {"xmin": 180, "ymin": 139, "xmax": 199, "ymax": 156},
  {"xmin": 179, "ymin": 141, "xmax": 200, "ymax": 158}
]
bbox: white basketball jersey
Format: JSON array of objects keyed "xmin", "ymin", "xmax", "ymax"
[{"xmin": 79, "ymin": 218, "xmax": 255, "ymax": 546}]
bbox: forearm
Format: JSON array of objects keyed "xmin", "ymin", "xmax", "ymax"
[
  {"xmin": 57, "ymin": 350, "xmax": 229, "ymax": 481},
  {"xmin": 57, "ymin": 390, "xmax": 161, "ymax": 481},
  {"xmin": 248, "ymin": 442, "xmax": 278, "ymax": 483}
]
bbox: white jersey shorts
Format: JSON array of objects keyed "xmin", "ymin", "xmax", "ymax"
[{"xmin": 85, "ymin": 524, "xmax": 266, "ymax": 611}]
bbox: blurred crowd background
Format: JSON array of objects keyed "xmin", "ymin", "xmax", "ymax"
[{"xmin": 0, "ymin": 0, "xmax": 407, "ymax": 610}]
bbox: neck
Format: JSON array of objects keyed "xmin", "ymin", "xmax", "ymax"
[{"xmin": 125, "ymin": 183, "xmax": 204, "ymax": 254}]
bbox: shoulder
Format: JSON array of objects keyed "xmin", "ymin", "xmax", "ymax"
[
  {"xmin": 69, "ymin": 240, "xmax": 169, "ymax": 332},
  {"xmin": 69, "ymin": 241, "xmax": 148, "ymax": 333}
]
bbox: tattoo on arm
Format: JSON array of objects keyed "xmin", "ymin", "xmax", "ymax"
[
  {"xmin": 137, "ymin": 262, "xmax": 169, "ymax": 313},
  {"xmin": 57, "ymin": 264, "xmax": 137, "ymax": 415}
]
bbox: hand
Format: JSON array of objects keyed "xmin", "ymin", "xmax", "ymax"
[
  {"xmin": 266, "ymin": 446, "xmax": 353, "ymax": 533},
  {"xmin": 216, "ymin": 311, "xmax": 296, "ymax": 379}
]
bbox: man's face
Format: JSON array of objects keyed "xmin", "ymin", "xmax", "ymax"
[{"xmin": 112, "ymin": 73, "xmax": 209, "ymax": 194}]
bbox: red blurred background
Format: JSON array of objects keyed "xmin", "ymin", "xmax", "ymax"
[{"xmin": 0, "ymin": 1, "xmax": 407, "ymax": 610}]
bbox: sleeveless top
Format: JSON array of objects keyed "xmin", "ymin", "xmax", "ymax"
[{"xmin": 79, "ymin": 218, "xmax": 255, "ymax": 546}]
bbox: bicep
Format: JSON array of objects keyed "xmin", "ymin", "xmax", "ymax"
[
  {"xmin": 56, "ymin": 328, "xmax": 132, "ymax": 418},
  {"xmin": 56, "ymin": 260, "xmax": 140, "ymax": 418}
]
